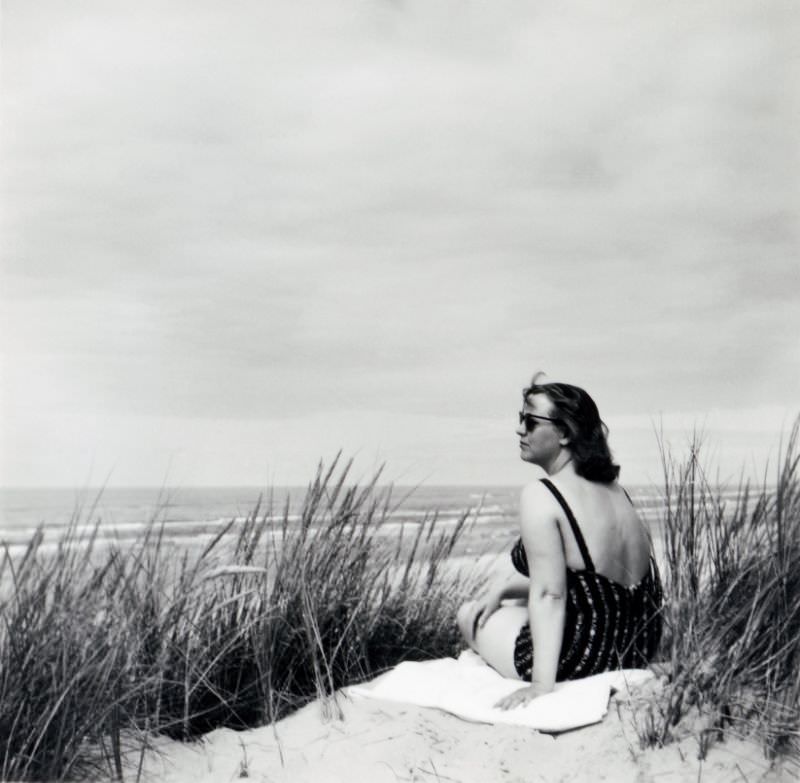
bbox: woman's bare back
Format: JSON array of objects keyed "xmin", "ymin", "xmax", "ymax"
[{"xmin": 545, "ymin": 475, "xmax": 652, "ymax": 587}]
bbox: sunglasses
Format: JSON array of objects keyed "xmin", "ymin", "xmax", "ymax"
[{"xmin": 518, "ymin": 412, "xmax": 560, "ymax": 432}]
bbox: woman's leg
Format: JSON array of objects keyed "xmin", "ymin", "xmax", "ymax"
[{"xmin": 457, "ymin": 601, "xmax": 529, "ymax": 680}]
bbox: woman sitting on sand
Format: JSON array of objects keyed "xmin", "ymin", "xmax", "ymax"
[{"xmin": 458, "ymin": 375, "xmax": 662, "ymax": 709}]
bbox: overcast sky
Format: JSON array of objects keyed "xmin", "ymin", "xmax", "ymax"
[{"xmin": 2, "ymin": 0, "xmax": 798, "ymax": 488}]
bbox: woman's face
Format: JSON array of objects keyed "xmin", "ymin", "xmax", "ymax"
[{"xmin": 516, "ymin": 392, "xmax": 564, "ymax": 469}]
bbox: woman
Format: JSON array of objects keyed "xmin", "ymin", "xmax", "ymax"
[{"xmin": 457, "ymin": 375, "xmax": 662, "ymax": 709}]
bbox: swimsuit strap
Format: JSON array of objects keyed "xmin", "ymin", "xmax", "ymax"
[
  {"xmin": 621, "ymin": 486, "xmax": 633, "ymax": 505},
  {"xmin": 539, "ymin": 478, "xmax": 596, "ymax": 572}
]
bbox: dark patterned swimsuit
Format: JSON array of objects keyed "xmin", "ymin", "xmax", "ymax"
[{"xmin": 511, "ymin": 479, "xmax": 663, "ymax": 681}]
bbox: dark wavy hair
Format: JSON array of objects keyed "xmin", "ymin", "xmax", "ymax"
[{"xmin": 523, "ymin": 376, "xmax": 620, "ymax": 484}]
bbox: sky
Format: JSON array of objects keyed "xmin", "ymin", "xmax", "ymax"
[{"xmin": 1, "ymin": 0, "xmax": 798, "ymax": 488}]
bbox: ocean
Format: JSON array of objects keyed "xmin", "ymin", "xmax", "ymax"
[{"xmin": 0, "ymin": 484, "xmax": 675, "ymax": 557}]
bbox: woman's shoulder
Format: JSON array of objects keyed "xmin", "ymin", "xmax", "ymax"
[
  {"xmin": 520, "ymin": 478, "xmax": 561, "ymax": 505},
  {"xmin": 519, "ymin": 479, "xmax": 565, "ymax": 524},
  {"xmin": 541, "ymin": 476, "xmax": 641, "ymax": 534},
  {"xmin": 550, "ymin": 474, "xmax": 627, "ymax": 502}
]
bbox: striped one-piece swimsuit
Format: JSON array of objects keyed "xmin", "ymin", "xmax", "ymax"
[{"xmin": 511, "ymin": 478, "xmax": 663, "ymax": 681}]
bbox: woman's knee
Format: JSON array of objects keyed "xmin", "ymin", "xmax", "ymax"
[
  {"xmin": 457, "ymin": 601, "xmax": 478, "ymax": 645},
  {"xmin": 467, "ymin": 605, "xmax": 528, "ymax": 680}
]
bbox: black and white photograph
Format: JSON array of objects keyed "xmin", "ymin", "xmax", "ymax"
[{"xmin": 1, "ymin": 1, "xmax": 798, "ymax": 780}]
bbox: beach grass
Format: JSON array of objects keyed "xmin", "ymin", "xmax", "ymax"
[
  {"xmin": 0, "ymin": 456, "xmax": 481, "ymax": 782},
  {"xmin": 635, "ymin": 419, "xmax": 800, "ymax": 761},
  {"xmin": 3, "ymin": 428, "xmax": 800, "ymax": 781}
]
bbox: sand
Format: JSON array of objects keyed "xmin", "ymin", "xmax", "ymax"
[
  {"xmin": 128, "ymin": 533, "xmax": 789, "ymax": 782},
  {"xmin": 133, "ymin": 681, "xmax": 793, "ymax": 783}
]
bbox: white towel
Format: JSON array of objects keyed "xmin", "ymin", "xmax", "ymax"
[{"xmin": 348, "ymin": 650, "xmax": 654, "ymax": 732}]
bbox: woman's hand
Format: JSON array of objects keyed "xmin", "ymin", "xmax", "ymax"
[
  {"xmin": 469, "ymin": 591, "xmax": 503, "ymax": 639},
  {"xmin": 494, "ymin": 683, "xmax": 550, "ymax": 711}
]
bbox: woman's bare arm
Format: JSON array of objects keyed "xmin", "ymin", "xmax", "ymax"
[
  {"xmin": 522, "ymin": 482, "xmax": 567, "ymax": 691},
  {"xmin": 496, "ymin": 482, "xmax": 566, "ymax": 708},
  {"xmin": 490, "ymin": 563, "xmax": 530, "ymax": 601},
  {"xmin": 472, "ymin": 561, "xmax": 530, "ymax": 633}
]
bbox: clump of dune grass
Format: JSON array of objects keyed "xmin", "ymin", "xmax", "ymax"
[
  {"xmin": 0, "ymin": 457, "xmax": 480, "ymax": 782},
  {"xmin": 635, "ymin": 419, "xmax": 800, "ymax": 762}
]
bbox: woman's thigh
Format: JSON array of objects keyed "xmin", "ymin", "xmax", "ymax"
[{"xmin": 465, "ymin": 603, "xmax": 529, "ymax": 681}]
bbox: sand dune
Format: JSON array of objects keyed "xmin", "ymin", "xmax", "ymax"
[{"xmin": 135, "ymin": 684, "xmax": 788, "ymax": 783}]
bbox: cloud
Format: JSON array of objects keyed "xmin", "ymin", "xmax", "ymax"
[{"xmin": 1, "ymin": 0, "xmax": 798, "ymax": 484}]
